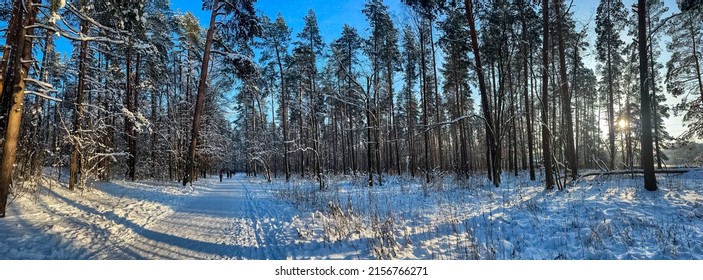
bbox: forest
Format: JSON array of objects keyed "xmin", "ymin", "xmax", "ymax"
[{"xmin": 0, "ymin": 0, "xmax": 702, "ymax": 260}]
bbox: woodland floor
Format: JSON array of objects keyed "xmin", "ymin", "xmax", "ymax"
[{"xmin": 1, "ymin": 170, "xmax": 702, "ymax": 260}]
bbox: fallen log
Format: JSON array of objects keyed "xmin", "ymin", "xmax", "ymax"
[
  {"xmin": 557, "ymin": 169, "xmax": 692, "ymax": 184},
  {"xmin": 578, "ymin": 169, "xmax": 689, "ymax": 178}
]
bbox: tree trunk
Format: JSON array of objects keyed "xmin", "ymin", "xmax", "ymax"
[
  {"xmin": 69, "ymin": 17, "xmax": 89, "ymax": 191},
  {"xmin": 130, "ymin": 52, "xmax": 141, "ymax": 180},
  {"xmin": 274, "ymin": 44, "xmax": 290, "ymax": 182},
  {"xmin": 519, "ymin": 0, "xmax": 536, "ymax": 180},
  {"xmin": 419, "ymin": 19, "xmax": 431, "ymax": 183},
  {"xmin": 464, "ymin": 0, "xmax": 498, "ymax": 186},
  {"xmin": 506, "ymin": 53, "xmax": 518, "ymax": 177},
  {"xmin": 183, "ymin": 0, "xmax": 218, "ymax": 186},
  {"xmin": 0, "ymin": 0, "xmax": 24, "ymax": 115},
  {"xmin": 407, "ymin": 77, "xmax": 416, "ymax": 178},
  {"xmin": 0, "ymin": 0, "xmax": 37, "ymax": 217},
  {"xmin": 541, "ymin": 0, "xmax": 554, "ymax": 190},
  {"xmin": 389, "ymin": 59, "xmax": 401, "ymax": 176},
  {"xmin": 638, "ymin": 0, "xmax": 657, "ymax": 191},
  {"xmin": 298, "ymin": 81, "xmax": 304, "ymax": 177},
  {"xmin": 607, "ymin": 0, "xmax": 616, "ymax": 170},
  {"xmin": 124, "ymin": 46, "xmax": 136, "ymax": 181},
  {"xmin": 429, "ymin": 24, "xmax": 443, "ymax": 172},
  {"xmin": 555, "ymin": 0, "xmax": 578, "ymax": 180},
  {"xmin": 366, "ymin": 79, "xmax": 374, "ymax": 187}
]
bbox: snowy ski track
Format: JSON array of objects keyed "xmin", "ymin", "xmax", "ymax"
[{"xmin": 104, "ymin": 174, "xmax": 295, "ymax": 259}]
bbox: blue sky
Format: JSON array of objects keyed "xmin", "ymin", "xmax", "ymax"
[{"xmin": 172, "ymin": 0, "xmax": 404, "ymax": 44}]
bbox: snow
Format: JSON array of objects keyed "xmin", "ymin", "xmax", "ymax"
[{"xmin": 1, "ymin": 170, "xmax": 702, "ymax": 260}]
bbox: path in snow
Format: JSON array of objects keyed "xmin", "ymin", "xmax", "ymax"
[{"xmin": 103, "ymin": 174, "xmax": 297, "ymax": 259}]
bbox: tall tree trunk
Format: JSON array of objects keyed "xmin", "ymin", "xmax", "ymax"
[
  {"xmin": 129, "ymin": 52, "xmax": 141, "ymax": 181},
  {"xmin": 646, "ymin": 9, "xmax": 663, "ymax": 169},
  {"xmin": 274, "ymin": 44, "xmax": 290, "ymax": 182},
  {"xmin": 298, "ymin": 82, "xmax": 304, "ymax": 177},
  {"xmin": 607, "ymin": 0, "xmax": 616, "ymax": 170},
  {"xmin": 429, "ymin": 24, "xmax": 443, "ymax": 172},
  {"xmin": 509, "ymin": 64, "xmax": 518, "ymax": 177},
  {"xmin": 333, "ymin": 102, "xmax": 339, "ymax": 175},
  {"xmin": 453, "ymin": 52, "xmax": 469, "ymax": 176},
  {"xmin": 519, "ymin": 0, "xmax": 536, "ymax": 180},
  {"xmin": 541, "ymin": 0, "xmax": 554, "ymax": 190},
  {"xmin": 419, "ymin": 19, "xmax": 431, "ymax": 183},
  {"xmin": 387, "ymin": 49, "xmax": 401, "ymax": 175},
  {"xmin": 366, "ymin": 79, "xmax": 374, "ymax": 186},
  {"xmin": 0, "ymin": 0, "xmax": 23, "ymax": 104},
  {"xmin": 69, "ymin": 17, "xmax": 89, "ymax": 191},
  {"xmin": 151, "ymin": 81, "xmax": 159, "ymax": 178},
  {"xmin": 638, "ymin": 0, "xmax": 657, "ymax": 191},
  {"xmin": 0, "ymin": 0, "xmax": 37, "ymax": 217},
  {"xmin": 407, "ymin": 80, "xmax": 416, "ymax": 178},
  {"xmin": 124, "ymin": 46, "xmax": 136, "ymax": 181},
  {"xmin": 572, "ymin": 31, "xmax": 582, "ymax": 167},
  {"xmin": 183, "ymin": 0, "xmax": 218, "ymax": 185},
  {"xmin": 464, "ymin": 0, "xmax": 498, "ymax": 186},
  {"xmin": 374, "ymin": 79, "xmax": 382, "ymax": 185},
  {"xmin": 555, "ymin": 0, "xmax": 577, "ymax": 180}
]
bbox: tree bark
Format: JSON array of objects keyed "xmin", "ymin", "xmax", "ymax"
[
  {"xmin": 273, "ymin": 44, "xmax": 290, "ymax": 182},
  {"xmin": 0, "ymin": 0, "xmax": 38, "ymax": 217},
  {"xmin": 183, "ymin": 0, "xmax": 219, "ymax": 186},
  {"xmin": 541, "ymin": 0, "xmax": 554, "ymax": 190},
  {"xmin": 419, "ymin": 18, "xmax": 431, "ymax": 183},
  {"xmin": 638, "ymin": 0, "xmax": 657, "ymax": 191},
  {"xmin": 606, "ymin": 0, "xmax": 617, "ymax": 170},
  {"xmin": 0, "ymin": 0, "xmax": 24, "ymax": 105},
  {"xmin": 429, "ymin": 24, "xmax": 443, "ymax": 172},
  {"xmin": 646, "ymin": 9, "xmax": 663, "ymax": 169},
  {"xmin": 464, "ymin": 0, "xmax": 499, "ymax": 186},
  {"xmin": 519, "ymin": 0, "xmax": 536, "ymax": 180},
  {"xmin": 555, "ymin": 0, "xmax": 578, "ymax": 180},
  {"xmin": 69, "ymin": 17, "xmax": 90, "ymax": 191}
]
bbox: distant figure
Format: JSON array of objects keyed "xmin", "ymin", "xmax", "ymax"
[{"xmin": 219, "ymin": 170, "xmax": 224, "ymax": 182}]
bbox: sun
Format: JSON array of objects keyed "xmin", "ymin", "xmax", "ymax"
[{"xmin": 617, "ymin": 119, "xmax": 628, "ymax": 129}]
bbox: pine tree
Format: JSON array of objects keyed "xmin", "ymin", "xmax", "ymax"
[
  {"xmin": 644, "ymin": 0, "xmax": 672, "ymax": 168},
  {"xmin": 666, "ymin": 2, "xmax": 703, "ymax": 139},
  {"xmin": 554, "ymin": 0, "xmax": 577, "ymax": 181},
  {"xmin": 398, "ymin": 25, "xmax": 420, "ymax": 177},
  {"xmin": 330, "ymin": 25, "xmax": 363, "ymax": 176},
  {"xmin": 463, "ymin": 0, "xmax": 500, "ymax": 186},
  {"xmin": 439, "ymin": 5, "xmax": 472, "ymax": 176},
  {"xmin": 541, "ymin": 0, "xmax": 554, "ymax": 189},
  {"xmin": 183, "ymin": 0, "xmax": 260, "ymax": 186},
  {"xmin": 517, "ymin": 0, "xmax": 541, "ymax": 180},
  {"xmin": 293, "ymin": 9, "xmax": 325, "ymax": 188},
  {"xmin": 636, "ymin": 0, "xmax": 657, "ymax": 191},
  {"xmin": 0, "ymin": 0, "xmax": 40, "ymax": 217},
  {"xmin": 68, "ymin": 0, "xmax": 92, "ymax": 191},
  {"xmin": 363, "ymin": 0, "xmax": 399, "ymax": 183},
  {"xmin": 259, "ymin": 14, "xmax": 292, "ymax": 181},
  {"xmin": 596, "ymin": 0, "xmax": 628, "ymax": 170}
]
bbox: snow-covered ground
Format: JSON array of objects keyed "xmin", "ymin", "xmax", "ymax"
[{"xmin": 1, "ymin": 170, "xmax": 702, "ymax": 260}]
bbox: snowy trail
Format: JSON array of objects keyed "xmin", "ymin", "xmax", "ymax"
[
  {"xmin": 104, "ymin": 174, "xmax": 296, "ymax": 260},
  {"xmin": 3, "ymin": 170, "xmax": 702, "ymax": 260}
]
